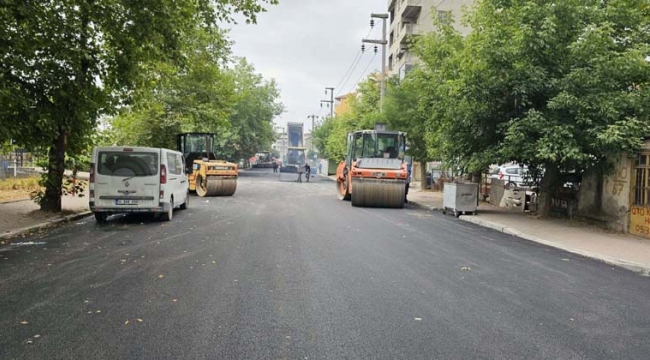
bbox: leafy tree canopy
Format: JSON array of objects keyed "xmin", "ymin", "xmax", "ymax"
[{"xmin": 0, "ymin": 0, "xmax": 277, "ymax": 211}]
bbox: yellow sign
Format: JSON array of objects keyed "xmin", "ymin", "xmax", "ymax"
[{"xmin": 630, "ymin": 206, "xmax": 650, "ymax": 238}]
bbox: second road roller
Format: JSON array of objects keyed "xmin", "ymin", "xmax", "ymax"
[
  {"xmin": 177, "ymin": 133, "xmax": 238, "ymax": 197},
  {"xmin": 336, "ymin": 129, "xmax": 409, "ymax": 208}
]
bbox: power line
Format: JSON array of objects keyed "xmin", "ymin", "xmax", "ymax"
[
  {"xmin": 336, "ymin": 54, "xmax": 364, "ymax": 97},
  {"xmin": 333, "ymin": 52, "xmax": 362, "ymax": 91},
  {"xmin": 347, "ymin": 52, "xmax": 377, "ymax": 95},
  {"xmin": 332, "ymin": 25, "xmax": 378, "ymax": 96}
]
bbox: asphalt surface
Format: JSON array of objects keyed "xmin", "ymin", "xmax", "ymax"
[{"xmin": 1, "ymin": 169, "xmax": 649, "ymax": 360}]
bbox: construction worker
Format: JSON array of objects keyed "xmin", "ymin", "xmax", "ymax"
[{"xmin": 304, "ymin": 163, "xmax": 311, "ymax": 183}]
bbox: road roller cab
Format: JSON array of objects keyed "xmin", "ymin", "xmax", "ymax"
[
  {"xmin": 177, "ymin": 133, "xmax": 238, "ymax": 197},
  {"xmin": 336, "ymin": 130, "xmax": 408, "ymax": 208}
]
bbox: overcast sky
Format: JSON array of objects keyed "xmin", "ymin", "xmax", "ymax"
[{"xmin": 226, "ymin": 0, "xmax": 386, "ymax": 133}]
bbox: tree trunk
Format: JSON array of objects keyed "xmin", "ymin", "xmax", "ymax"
[
  {"xmin": 537, "ymin": 163, "xmax": 560, "ymax": 217},
  {"xmin": 418, "ymin": 161, "xmax": 427, "ymax": 190},
  {"xmin": 40, "ymin": 130, "xmax": 67, "ymax": 212}
]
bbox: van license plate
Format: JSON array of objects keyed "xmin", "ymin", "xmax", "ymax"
[{"xmin": 115, "ymin": 199, "xmax": 139, "ymax": 205}]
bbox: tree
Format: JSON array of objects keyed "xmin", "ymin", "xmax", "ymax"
[
  {"xmin": 312, "ymin": 73, "xmax": 381, "ymax": 162},
  {"xmin": 110, "ymin": 27, "xmax": 236, "ymax": 149},
  {"xmin": 215, "ymin": 58, "xmax": 283, "ymax": 162},
  {"xmin": 415, "ymin": 0, "xmax": 650, "ymax": 214},
  {"xmin": 0, "ymin": 0, "xmax": 277, "ymax": 212}
]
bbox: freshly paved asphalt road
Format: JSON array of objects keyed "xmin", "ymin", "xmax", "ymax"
[{"xmin": 1, "ymin": 169, "xmax": 649, "ymax": 360}]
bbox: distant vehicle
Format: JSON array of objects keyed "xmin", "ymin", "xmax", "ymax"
[
  {"xmin": 89, "ymin": 146, "xmax": 189, "ymax": 223},
  {"xmin": 491, "ymin": 164, "xmax": 532, "ymax": 189},
  {"xmin": 280, "ymin": 122, "xmax": 306, "ymax": 173},
  {"xmin": 252, "ymin": 151, "xmax": 275, "ymax": 169},
  {"xmin": 280, "ymin": 147, "xmax": 306, "ymax": 173}
]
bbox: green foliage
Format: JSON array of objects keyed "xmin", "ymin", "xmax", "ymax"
[
  {"xmin": 0, "ymin": 0, "xmax": 276, "ymax": 211},
  {"xmin": 110, "ymin": 27, "xmax": 236, "ymax": 149},
  {"xmin": 214, "ymin": 58, "xmax": 283, "ymax": 162},
  {"xmin": 313, "ymin": 74, "xmax": 381, "ymax": 161},
  {"xmin": 403, "ymin": 0, "xmax": 650, "ymax": 177}
]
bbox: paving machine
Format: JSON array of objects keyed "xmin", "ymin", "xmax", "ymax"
[
  {"xmin": 252, "ymin": 151, "xmax": 275, "ymax": 168},
  {"xmin": 177, "ymin": 133, "xmax": 238, "ymax": 197},
  {"xmin": 336, "ymin": 130, "xmax": 408, "ymax": 208},
  {"xmin": 279, "ymin": 122, "xmax": 307, "ymax": 173},
  {"xmin": 280, "ymin": 147, "xmax": 306, "ymax": 173}
]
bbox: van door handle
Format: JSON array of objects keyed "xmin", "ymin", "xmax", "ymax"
[
  {"xmin": 170, "ymin": 177, "xmax": 177, "ymax": 180},
  {"xmin": 181, "ymin": 180, "xmax": 186, "ymax": 183}
]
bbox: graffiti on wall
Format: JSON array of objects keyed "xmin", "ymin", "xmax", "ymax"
[
  {"xmin": 611, "ymin": 164, "xmax": 628, "ymax": 197},
  {"xmin": 630, "ymin": 206, "xmax": 650, "ymax": 238}
]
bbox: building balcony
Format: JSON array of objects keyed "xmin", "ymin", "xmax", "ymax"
[
  {"xmin": 397, "ymin": 44, "xmax": 408, "ymax": 59},
  {"xmin": 401, "ymin": 1, "xmax": 422, "ymax": 21}
]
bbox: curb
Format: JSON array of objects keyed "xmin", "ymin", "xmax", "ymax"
[
  {"xmin": 407, "ymin": 200, "xmax": 443, "ymax": 212},
  {"xmin": 0, "ymin": 198, "xmax": 32, "ymax": 205},
  {"xmin": 0, "ymin": 211, "xmax": 92, "ymax": 241},
  {"xmin": 459, "ymin": 215, "xmax": 650, "ymax": 276}
]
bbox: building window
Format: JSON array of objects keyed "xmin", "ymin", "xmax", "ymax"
[
  {"xmin": 436, "ymin": 10, "xmax": 452, "ymax": 24},
  {"xmin": 634, "ymin": 154, "xmax": 650, "ymax": 205},
  {"xmin": 399, "ymin": 64, "xmax": 413, "ymax": 81}
]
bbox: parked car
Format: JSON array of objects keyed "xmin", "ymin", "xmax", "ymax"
[
  {"xmin": 89, "ymin": 146, "xmax": 189, "ymax": 223},
  {"xmin": 491, "ymin": 164, "xmax": 536, "ymax": 189}
]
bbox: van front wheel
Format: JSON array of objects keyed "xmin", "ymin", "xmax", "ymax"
[{"xmin": 161, "ymin": 198, "xmax": 173, "ymax": 221}]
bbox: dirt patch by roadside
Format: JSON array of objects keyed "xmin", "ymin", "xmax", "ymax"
[{"xmin": 0, "ymin": 176, "xmax": 40, "ymax": 202}]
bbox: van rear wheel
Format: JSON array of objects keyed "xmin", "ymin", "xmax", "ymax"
[
  {"xmin": 161, "ymin": 198, "xmax": 173, "ymax": 221},
  {"xmin": 180, "ymin": 190, "xmax": 189, "ymax": 210},
  {"xmin": 94, "ymin": 212, "xmax": 108, "ymax": 223}
]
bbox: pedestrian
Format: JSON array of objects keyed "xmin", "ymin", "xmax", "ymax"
[
  {"xmin": 296, "ymin": 165, "xmax": 303, "ymax": 183},
  {"xmin": 303, "ymin": 163, "xmax": 311, "ymax": 183},
  {"xmin": 273, "ymin": 161, "xmax": 278, "ymax": 173}
]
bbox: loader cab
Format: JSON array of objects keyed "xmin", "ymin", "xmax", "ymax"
[
  {"xmin": 345, "ymin": 131, "xmax": 407, "ymax": 167},
  {"xmin": 177, "ymin": 133, "xmax": 218, "ymax": 173}
]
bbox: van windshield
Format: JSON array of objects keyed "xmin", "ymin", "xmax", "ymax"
[{"xmin": 98, "ymin": 152, "xmax": 158, "ymax": 177}]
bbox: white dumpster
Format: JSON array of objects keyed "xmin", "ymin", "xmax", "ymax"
[{"xmin": 443, "ymin": 182, "xmax": 478, "ymax": 217}]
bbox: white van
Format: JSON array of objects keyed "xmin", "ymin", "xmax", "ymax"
[{"xmin": 89, "ymin": 147, "xmax": 189, "ymax": 223}]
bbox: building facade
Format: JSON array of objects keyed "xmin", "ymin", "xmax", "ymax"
[
  {"xmin": 272, "ymin": 126, "xmax": 288, "ymax": 161},
  {"xmin": 387, "ymin": 0, "xmax": 474, "ymax": 79}
]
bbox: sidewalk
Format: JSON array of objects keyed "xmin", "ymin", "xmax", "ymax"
[
  {"xmin": 0, "ymin": 190, "xmax": 90, "ymax": 241},
  {"xmin": 407, "ymin": 187, "xmax": 650, "ymax": 275}
]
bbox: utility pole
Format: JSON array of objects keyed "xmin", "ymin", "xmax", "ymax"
[
  {"xmin": 307, "ymin": 114, "xmax": 318, "ymax": 153},
  {"xmin": 362, "ymin": 13, "xmax": 388, "ymax": 111},
  {"xmin": 320, "ymin": 87, "xmax": 334, "ymax": 118}
]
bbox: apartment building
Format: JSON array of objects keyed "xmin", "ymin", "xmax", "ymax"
[
  {"xmin": 387, "ymin": 0, "xmax": 474, "ymax": 79},
  {"xmin": 272, "ymin": 126, "xmax": 288, "ymax": 159}
]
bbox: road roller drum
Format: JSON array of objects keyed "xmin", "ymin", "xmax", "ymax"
[
  {"xmin": 351, "ymin": 178, "xmax": 406, "ymax": 208},
  {"xmin": 196, "ymin": 175, "xmax": 237, "ymax": 197}
]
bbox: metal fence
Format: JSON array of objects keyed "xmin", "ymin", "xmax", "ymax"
[{"xmin": 0, "ymin": 151, "xmax": 38, "ymax": 180}]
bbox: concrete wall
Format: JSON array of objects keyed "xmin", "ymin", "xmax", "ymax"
[{"xmin": 577, "ymin": 153, "xmax": 633, "ymax": 232}]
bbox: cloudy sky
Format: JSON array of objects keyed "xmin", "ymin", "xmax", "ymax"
[{"xmin": 226, "ymin": 0, "xmax": 386, "ymax": 133}]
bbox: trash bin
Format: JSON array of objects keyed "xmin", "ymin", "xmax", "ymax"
[
  {"xmin": 442, "ymin": 182, "xmax": 479, "ymax": 217},
  {"xmin": 425, "ymin": 172, "xmax": 432, "ymax": 190}
]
